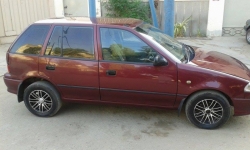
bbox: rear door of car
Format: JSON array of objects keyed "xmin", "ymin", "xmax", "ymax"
[{"xmin": 39, "ymin": 24, "xmax": 100, "ymax": 101}]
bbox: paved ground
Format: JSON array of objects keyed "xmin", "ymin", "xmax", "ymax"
[{"xmin": 1, "ymin": 36, "xmax": 250, "ymax": 150}]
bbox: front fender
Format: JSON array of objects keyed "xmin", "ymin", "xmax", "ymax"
[{"xmin": 177, "ymin": 63, "xmax": 248, "ymax": 101}]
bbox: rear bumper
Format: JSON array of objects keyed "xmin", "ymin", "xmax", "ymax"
[
  {"xmin": 3, "ymin": 73, "xmax": 21, "ymax": 94},
  {"xmin": 233, "ymin": 98, "xmax": 250, "ymax": 116}
]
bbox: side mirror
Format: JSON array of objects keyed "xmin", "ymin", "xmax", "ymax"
[{"xmin": 153, "ymin": 55, "xmax": 168, "ymax": 66}]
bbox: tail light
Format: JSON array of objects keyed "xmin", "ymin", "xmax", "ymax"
[{"xmin": 6, "ymin": 52, "xmax": 10, "ymax": 73}]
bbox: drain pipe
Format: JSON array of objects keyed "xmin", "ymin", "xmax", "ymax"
[
  {"xmin": 149, "ymin": 0, "xmax": 159, "ymax": 28},
  {"xmin": 89, "ymin": 0, "xmax": 96, "ymax": 17},
  {"xmin": 164, "ymin": 0, "xmax": 175, "ymax": 37}
]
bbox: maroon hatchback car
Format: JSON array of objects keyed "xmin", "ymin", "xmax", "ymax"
[{"xmin": 4, "ymin": 17, "xmax": 250, "ymax": 129}]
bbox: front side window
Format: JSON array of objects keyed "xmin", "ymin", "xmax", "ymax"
[
  {"xmin": 100, "ymin": 28, "xmax": 157, "ymax": 63},
  {"xmin": 10, "ymin": 25, "xmax": 50, "ymax": 55},
  {"xmin": 45, "ymin": 26, "xmax": 94, "ymax": 59}
]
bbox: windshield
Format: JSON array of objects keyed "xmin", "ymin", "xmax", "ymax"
[{"xmin": 135, "ymin": 23, "xmax": 185, "ymax": 61}]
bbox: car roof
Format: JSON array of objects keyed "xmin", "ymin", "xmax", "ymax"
[{"xmin": 35, "ymin": 17, "xmax": 143, "ymax": 27}]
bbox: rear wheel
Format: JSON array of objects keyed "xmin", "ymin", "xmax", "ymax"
[
  {"xmin": 23, "ymin": 81, "xmax": 62, "ymax": 117},
  {"xmin": 246, "ymin": 29, "xmax": 250, "ymax": 44},
  {"xmin": 185, "ymin": 91, "xmax": 231, "ymax": 129}
]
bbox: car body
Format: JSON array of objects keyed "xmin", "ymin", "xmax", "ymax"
[
  {"xmin": 4, "ymin": 17, "xmax": 250, "ymax": 129},
  {"xmin": 244, "ymin": 19, "xmax": 250, "ymax": 44}
]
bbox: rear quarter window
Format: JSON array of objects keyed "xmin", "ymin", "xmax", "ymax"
[{"xmin": 10, "ymin": 25, "xmax": 50, "ymax": 55}]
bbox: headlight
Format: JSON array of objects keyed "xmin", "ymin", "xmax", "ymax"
[{"xmin": 244, "ymin": 83, "xmax": 250, "ymax": 92}]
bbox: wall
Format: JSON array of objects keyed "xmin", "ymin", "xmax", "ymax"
[
  {"xmin": 162, "ymin": 0, "xmax": 209, "ymax": 37},
  {"xmin": 223, "ymin": 0, "xmax": 249, "ymax": 27},
  {"xmin": 0, "ymin": 3, "xmax": 5, "ymax": 37},
  {"xmin": 63, "ymin": 0, "xmax": 101, "ymax": 17},
  {"xmin": 206, "ymin": 0, "xmax": 225, "ymax": 37},
  {"xmin": 64, "ymin": 0, "xmax": 89, "ymax": 16},
  {"xmin": 0, "ymin": 0, "xmax": 62, "ymax": 44},
  {"xmin": 101, "ymin": 0, "xmax": 209, "ymax": 37},
  {"xmin": 222, "ymin": 0, "xmax": 250, "ymax": 36}
]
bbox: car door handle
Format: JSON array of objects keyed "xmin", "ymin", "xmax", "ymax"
[
  {"xmin": 46, "ymin": 65, "xmax": 55, "ymax": 70},
  {"xmin": 106, "ymin": 70, "xmax": 116, "ymax": 76}
]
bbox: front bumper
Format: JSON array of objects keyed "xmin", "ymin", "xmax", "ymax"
[
  {"xmin": 3, "ymin": 73, "xmax": 21, "ymax": 94},
  {"xmin": 233, "ymin": 98, "xmax": 250, "ymax": 116}
]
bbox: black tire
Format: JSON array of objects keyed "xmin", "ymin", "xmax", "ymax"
[
  {"xmin": 185, "ymin": 91, "xmax": 231, "ymax": 129},
  {"xmin": 23, "ymin": 81, "xmax": 62, "ymax": 117},
  {"xmin": 246, "ymin": 29, "xmax": 250, "ymax": 44}
]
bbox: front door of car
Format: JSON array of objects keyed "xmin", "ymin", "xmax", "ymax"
[
  {"xmin": 39, "ymin": 25, "xmax": 100, "ymax": 101},
  {"xmin": 98, "ymin": 27, "xmax": 178, "ymax": 107}
]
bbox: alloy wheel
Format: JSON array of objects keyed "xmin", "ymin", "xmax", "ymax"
[
  {"xmin": 193, "ymin": 99, "xmax": 223, "ymax": 125},
  {"xmin": 28, "ymin": 90, "xmax": 53, "ymax": 113}
]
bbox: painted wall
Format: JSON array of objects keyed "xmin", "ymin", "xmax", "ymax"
[
  {"xmin": 223, "ymin": 0, "xmax": 250, "ymax": 27},
  {"xmin": 63, "ymin": 0, "xmax": 101, "ymax": 17},
  {"xmin": 64, "ymin": 0, "xmax": 89, "ymax": 16},
  {"xmin": 0, "ymin": 3, "xmax": 5, "ymax": 37},
  {"xmin": 206, "ymin": 0, "xmax": 225, "ymax": 37},
  {"xmin": 0, "ymin": 0, "xmax": 63, "ymax": 44}
]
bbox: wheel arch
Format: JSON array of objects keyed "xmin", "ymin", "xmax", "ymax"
[
  {"xmin": 17, "ymin": 77, "xmax": 58, "ymax": 102},
  {"xmin": 184, "ymin": 89, "xmax": 234, "ymax": 107},
  {"xmin": 178, "ymin": 89, "xmax": 233, "ymax": 116}
]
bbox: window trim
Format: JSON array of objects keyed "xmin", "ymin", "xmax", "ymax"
[
  {"xmin": 99, "ymin": 60, "xmax": 156, "ymax": 66},
  {"xmin": 39, "ymin": 55, "xmax": 99, "ymax": 62}
]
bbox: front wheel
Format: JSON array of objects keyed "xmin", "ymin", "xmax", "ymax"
[
  {"xmin": 246, "ymin": 29, "xmax": 250, "ymax": 44},
  {"xmin": 185, "ymin": 91, "xmax": 231, "ymax": 129},
  {"xmin": 23, "ymin": 81, "xmax": 62, "ymax": 117}
]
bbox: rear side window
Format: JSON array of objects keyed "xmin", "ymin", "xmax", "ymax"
[
  {"xmin": 63, "ymin": 27, "xmax": 94, "ymax": 59},
  {"xmin": 10, "ymin": 25, "xmax": 50, "ymax": 55},
  {"xmin": 45, "ymin": 26, "xmax": 94, "ymax": 59}
]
